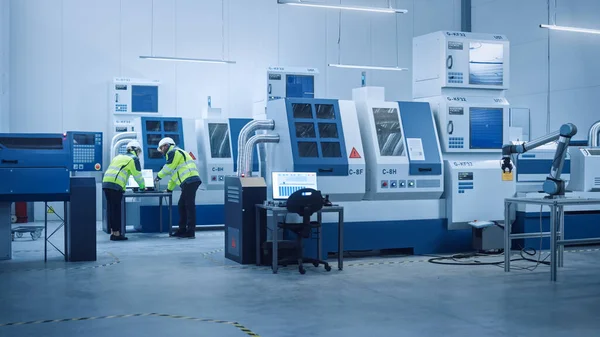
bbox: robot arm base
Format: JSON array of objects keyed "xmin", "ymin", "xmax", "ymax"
[{"xmin": 543, "ymin": 178, "xmax": 566, "ymax": 198}]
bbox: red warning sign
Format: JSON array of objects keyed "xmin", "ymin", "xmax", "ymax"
[
  {"xmin": 231, "ymin": 237, "xmax": 236, "ymax": 248},
  {"xmin": 349, "ymin": 147, "xmax": 361, "ymax": 159},
  {"xmin": 189, "ymin": 152, "xmax": 197, "ymax": 160}
]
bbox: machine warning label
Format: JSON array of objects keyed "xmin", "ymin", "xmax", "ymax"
[
  {"xmin": 189, "ymin": 152, "xmax": 196, "ymax": 160},
  {"xmin": 349, "ymin": 147, "xmax": 361, "ymax": 159}
]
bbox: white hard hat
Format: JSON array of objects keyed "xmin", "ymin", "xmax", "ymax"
[
  {"xmin": 157, "ymin": 137, "xmax": 175, "ymax": 150},
  {"xmin": 126, "ymin": 140, "xmax": 142, "ymax": 152}
]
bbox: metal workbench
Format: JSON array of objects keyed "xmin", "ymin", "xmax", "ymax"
[
  {"xmin": 504, "ymin": 196, "xmax": 600, "ymax": 281},
  {"xmin": 122, "ymin": 191, "xmax": 173, "ymax": 235}
]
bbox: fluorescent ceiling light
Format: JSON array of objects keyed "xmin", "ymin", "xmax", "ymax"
[
  {"xmin": 539, "ymin": 24, "xmax": 600, "ymax": 35},
  {"xmin": 278, "ymin": 0, "xmax": 407, "ymax": 14},
  {"xmin": 328, "ymin": 63, "xmax": 408, "ymax": 71},
  {"xmin": 139, "ymin": 56, "xmax": 236, "ymax": 64}
]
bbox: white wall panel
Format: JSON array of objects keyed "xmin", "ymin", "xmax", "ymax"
[
  {"xmin": 510, "ymin": 39, "xmax": 548, "ymax": 97},
  {"xmin": 472, "ymin": 0, "xmax": 547, "ymax": 46},
  {"xmin": 550, "ymin": 87, "xmax": 600, "ymax": 142},
  {"xmin": 9, "ymin": 0, "xmax": 62, "ymax": 132}
]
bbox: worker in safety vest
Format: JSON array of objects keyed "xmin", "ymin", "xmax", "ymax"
[
  {"xmin": 102, "ymin": 140, "xmax": 146, "ymax": 241},
  {"xmin": 154, "ymin": 137, "xmax": 201, "ymax": 238}
]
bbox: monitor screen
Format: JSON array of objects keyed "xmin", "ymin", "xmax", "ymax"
[
  {"xmin": 271, "ymin": 172, "xmax": 318, "ymax": 200},
  {"xmin": 131, "ymin": 85, "xmax": 159, "ymax": 113},
  {"xmin": 127, "ymin": 169, "xmax": 155, "ymax": 189},
  {"xmin": 469, "ymin": 42, "xmax": 504, "ymax": 86},
  {"xmin": 469, "ymin": 107, "xmax": 503, "ymax": 149}
]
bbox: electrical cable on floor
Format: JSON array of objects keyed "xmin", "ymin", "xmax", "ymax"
[{"xmin": 426, "ymin": 207, "xmax": 551, "ymax": 270}]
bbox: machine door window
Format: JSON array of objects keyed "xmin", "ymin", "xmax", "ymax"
[
  {"xmin": 295, "ymin": 122, "xmax": 316, "ymax": 138},
  {"xmin": 148, "ymin": 148, "xmax": 163, "ymax": 159},
  {"xmin": 372, "ymin": 108, "xmax": 405, "ymax": 156},
  {"xmin": 318, "ymin": 123, "xmax": 338, "ymax": 139},
  {"xmin": 292, "ymin": 103, "xmax": 313, "ymax": 119},
  {"xmin": 145, "ymin": 120, "xmax": 161, "ymax": 132},
  {"xmin": 208, "ymin": 123, "xmax": 232, "ymax": 158},
  {"xmin": 165, "ymin": 134, "xmax": 181, "ymax": 145},
  {"xmin": 321, "ymin": 142, "xmax": 342, "ymax": 158},
  {"xmin": 146, "ymin": 134, "xmax": 162, "ymax": 147},
  {"xmin": 316, "ymin": 104, "xmax": 335, "ymax": 119},
  {"xmin": 297, "ymin": 141, "xmax": 319, "ymax": 157},
  {"xmin": 164, "ymin": 121, "xmax": 180, "ymax": 132}
]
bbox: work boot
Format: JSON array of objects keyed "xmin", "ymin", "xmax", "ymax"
[
  {"xmin": 179, "ymin": 231, "xmax": 195, "ymax": 239},
  {"xmin": 170, "ymin": 229, "xmax": 186, "ymax": 237},
  {"xmin": 110, "ymin": 234, "xmax": 128, "ymax": 241}
]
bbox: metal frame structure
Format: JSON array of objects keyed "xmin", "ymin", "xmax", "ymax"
[{"xmin": 504, "ymin": 197, "xmax": 600, "ymax": 281}]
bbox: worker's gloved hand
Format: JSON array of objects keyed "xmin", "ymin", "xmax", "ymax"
[
  {"xmin": 166, "ymin": 189, "xmax": 172, "ymax": 193},
  {"xmin": 154, "ymin": 177, "xmax": 160, "ymax": 183}
]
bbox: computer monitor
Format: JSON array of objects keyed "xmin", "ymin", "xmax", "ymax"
[
  {"xmin": 126, "ymin": 169, "xmax": 155, "ymax": 189},
  {"xmin": 271, "ymin": 171, "xmax": 318, "ymax": 200}
]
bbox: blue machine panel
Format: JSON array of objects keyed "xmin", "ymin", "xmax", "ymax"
[
  {"xmin": 516, "ymin": 157, "xmax": 571, "ymax": 182},
  {"xmin": 285, "ymin": 98, "xmax": 348, "ymax": 176},
  {"xmin": 0, "ymin": 133, "xmax": 71, "ymax": 201},
  {"xmin": 286, "ymin": 75, "xmax": 314, "ymax": 99},
  {"xmin": 67, "ymin": 131, "xmax": 103, "ymax": 172},
  {"xmin": 131, "ymin": 85, "xmax": 159, "ymax": 113},
  {"xmin": 141, "ymin": 117, "xmax": 185, "ymax": 171},
  {"xmin": 469, "ymin": 107, "xmax": 503, "ymax": 149},
  {"xmin": 397, "ymin": 102, "xmax": 442, "ymax": 175},
  {"xmin": 230, "ymin": 118, "xmax": 259, "ymax": 173}
]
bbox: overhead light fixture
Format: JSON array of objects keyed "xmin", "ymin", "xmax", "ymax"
[
  {"xmin": 139, "ymin": 56, "xmax": 236, "ymax": 64},
  {"xmin": 328, "ymin": 64, "xmax": 408, "ymax": 71},
  {"xmin": 278, "ymin": 0, "xmax": 407, "ymax": 14},
  {"xmin": 539, "ymin": 24, "xmax": 600, "ymax": 35}
]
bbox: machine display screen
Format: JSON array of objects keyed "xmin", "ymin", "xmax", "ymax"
[
  {"xmin": 469, "ymin": 107, "xmax": 503, "ymax": 149},
  {"xmin": 271, "ymin": 171, "xmax": 318, "ymax": 200},
  {"xmin": 372, "ymin": 108, "xmax": 405, "ymax": 156},
  {"xmin": 458, "ymin": 172, "xmax": 473, "ymax": 180},
  {"xmin": 72, "ymin": 133, "xmax": 95, "ymax": 145},
  {"xmin": 131, "ymin": 85, "xmax": 159, "ymax": 113},
  {"xmin": 0, "ymin": 137, "xmax": 63, "ymax": 150},
  {"xmin": 208, "ymin": 123, "xmax": 232, "ymax": 158},
  {"xmin": 469, "ymin": 42, "xmax": 504, "ymax": 86}
]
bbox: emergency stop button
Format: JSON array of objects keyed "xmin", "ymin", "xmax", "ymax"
[{"xmin": 94, "ymin": 163, "xmax": 101, "ymax": 170}]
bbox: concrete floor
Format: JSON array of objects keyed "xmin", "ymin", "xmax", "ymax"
[{"xmin": 2, "ymin": 222, "xmax": 600, "ymax": 337}]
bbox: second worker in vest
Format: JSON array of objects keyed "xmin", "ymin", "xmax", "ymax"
[{"xmin": 155, "ymin": 137, "xmax": 202, "ymax": 238}]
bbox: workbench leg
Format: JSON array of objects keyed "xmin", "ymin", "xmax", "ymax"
[
  {"xmin": 44, "ymin": 202, "xmax": 48, "ymax": 263},
  {"xmin": 169, "ymin": 196, "xmax": 173, "ymax": 236},
  {"xmin": 558, "ymin": 205, "xmax": 565, "ymax": 268},
  {"xmin": 504, "ymin": 201, "xmax": 511, "ymax": 272},
  {"xmin": 159, "ymin": 196, "xmax": 163, "ymax": 234},
  {"xmin": 550, "ymin": 204, "xmax": 557, "ymax": 282},
  {"xmin": 272, "ymin": 212, "xmax": 278, "ymax": 274},
  {"xmin": 338, "ymin": 210, "xmax": 344, "ymax": 270}
]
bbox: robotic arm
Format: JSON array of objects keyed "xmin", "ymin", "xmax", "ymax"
[{"xmin": 501, "ymin": 123, "xmax": 577, "ymax": 198}]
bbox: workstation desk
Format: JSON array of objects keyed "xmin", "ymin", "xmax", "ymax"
[
  {"xmin": 122, "ymin": 191, "xmax": 173, "ymax": 235},
  {"xmin": 255, "ymin": 204, "xmax": 344, "ymax": 273},
  {"xmin": 504, "ymin": 197, "xmax": 600, "ymax": 281}
]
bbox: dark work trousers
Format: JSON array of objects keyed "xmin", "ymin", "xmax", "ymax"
[
  {"xmin": 103, "ymin": 188, "xmax": 124, "ymax": 233},
  {"xmin": 178, "ymin": 181, "xmax": 201, "ymax": 233}
]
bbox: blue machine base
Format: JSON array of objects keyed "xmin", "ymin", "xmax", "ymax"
[
  {"xmin": 513, "ymin": 211, "xmax": 600, "ymax": 250},
  {"xmin": 136, "ymin": 205, "xmax": 224, "ymax": 233},
  {"xmin": 302, "ymin": 219, "xmax": 473, "ymax": 259}
]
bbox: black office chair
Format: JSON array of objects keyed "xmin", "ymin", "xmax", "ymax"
[{"xmin": 277, "ymin": 188, "xmax": 331, "ymax": 274}]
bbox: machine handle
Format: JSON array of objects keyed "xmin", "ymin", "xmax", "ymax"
[
  {"xmin": 418, "ymin": 168, "xmax": 432, "ymax": 172},
  {"xmin": 446, "ymin": 55, "xmax": 453, "ymax": 69},
  {"xmin": 447, "ymin": 121, "xmax": 454, "ymax": 135},
  {"xmin": 115, "ymin": 93, "xmax": 119, "ymax": 102},
  {"xmin": 1, "ymin": 159, "xmax": 18, "ymax": 164},
  {"xmin": 268, "ymin": 84, "xmax": 272, "ymax": 94},
  {"xmin": 318, "ymin": 168, "xmax": 334, "ymax": 173}
]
